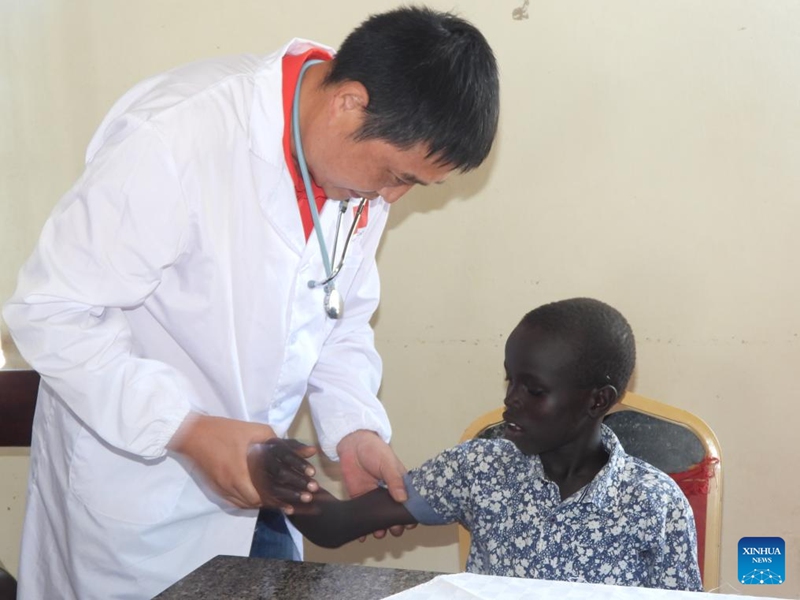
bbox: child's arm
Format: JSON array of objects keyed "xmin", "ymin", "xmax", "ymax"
[
  {"xmin": 650, "ymin": 495, "xmax": 704, "ymax": 591},
  {"xmin": 288, "ymin": 486, "xmax": 419, "ymax": 548}
]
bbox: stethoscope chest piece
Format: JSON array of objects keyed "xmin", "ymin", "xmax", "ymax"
[{"xmin": 324, "ymin": 286, "xmax": 343, "ymax": 319}]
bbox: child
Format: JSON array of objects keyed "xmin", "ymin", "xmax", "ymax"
[{"xmin": 255, "ymin": 298, "xmax": 703, "ymax": 591}]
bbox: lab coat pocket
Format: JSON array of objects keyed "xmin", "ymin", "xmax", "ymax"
[{"xmin": 68, "ymin": 428, "xmax": 192, "ymax": 526}]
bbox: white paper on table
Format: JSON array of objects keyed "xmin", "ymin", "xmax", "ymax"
[{"xmin": 384, "ymin": 573, "xmax": 787, "ymax": 600}]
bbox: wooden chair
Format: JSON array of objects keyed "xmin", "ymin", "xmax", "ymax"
[
  {"xmin": 0, "ymin": 369, "xmax": 40, "ymax": 599},
  {"xmin": 458, "ymin": 392, "xmax": 723, "ymax": 591}
]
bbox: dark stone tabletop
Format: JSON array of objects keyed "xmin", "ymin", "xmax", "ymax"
[{"xmin": 154, "ymin": 556, "xmax": 442, "ymax": 600}]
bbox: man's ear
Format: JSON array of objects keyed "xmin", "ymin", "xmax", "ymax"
[
  {"xmin": 588, "ymin": 385, "xmax": 620, "ymax": 418},
  {"xmin": 330, "ymin": 80, "xmax": 369, "ymax": 119}
]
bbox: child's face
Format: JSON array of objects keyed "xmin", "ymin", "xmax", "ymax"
[{"xmin": 502, "ymin": 324, "xmax": 596, "ymax": 456}]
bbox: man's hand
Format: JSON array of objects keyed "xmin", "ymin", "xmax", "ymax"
[
  {"xmin": 168, "ymin": 414, "xmax": 272, "ymax": 508},
  {"xmin": 248, "ymin": 439, "xmax": 320, "ymax": 515},
  {"xmin": 168, "ymin": 413, "xmax": 310, "ymax": 510},
  {"xmin": 337, "ymin": 430, "xmax": 413, "ymax": 539}
]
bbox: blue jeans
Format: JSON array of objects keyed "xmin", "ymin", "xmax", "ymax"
[{"xmin": 249, "ymin": 508, "xmax": 300, "ymax": 560}]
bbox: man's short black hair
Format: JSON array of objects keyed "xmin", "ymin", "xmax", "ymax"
[
  {"xmin": 326, "ymin": 5, "xmax": 500, "ymax": 172},
  {"xmin": 519, "ymin": 298, "xmax": 636, "ymax": 393}
]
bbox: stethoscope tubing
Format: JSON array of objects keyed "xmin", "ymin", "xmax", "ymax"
[
  {"xmin": 292, "ymin": 59, "xmax": 334, "ymax": 281},
  {"xmin": 308, "ymin": 197, "xmax": 368, "ymax": 289},
  {"xmin": 291, "ymin": 58, "xmax": 367, "ymax": 306}
]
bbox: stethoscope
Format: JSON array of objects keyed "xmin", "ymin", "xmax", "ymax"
[{"xmin": 293, "ymin": 59, "xmax": 368, "ymax": 320}]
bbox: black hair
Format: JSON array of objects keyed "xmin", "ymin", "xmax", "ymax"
[
  {"xmin": 325, "ymin": 5, "xmax": 500, "ymax": 172},
  {"xmin": 519, "ymin": 298, "xmax": 636, "ymax": 393}
]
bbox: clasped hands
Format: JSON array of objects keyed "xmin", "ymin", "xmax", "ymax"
[
  {"xmin": 250, "ymin": 429, "xmax": 415, "ymax": 539},
  {"xmin": 169, "ymin": 415, "xmax": 411, "ymax": 538}
]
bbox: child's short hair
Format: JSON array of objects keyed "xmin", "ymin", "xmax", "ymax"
[{"xmin": 519, "ymin": 298, "xmax": 636, "ymax": 394}]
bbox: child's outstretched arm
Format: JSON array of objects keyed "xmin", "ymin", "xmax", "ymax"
[{"xmin": 289, "ymin": 485, "xmax": 418, "ymax": 548}]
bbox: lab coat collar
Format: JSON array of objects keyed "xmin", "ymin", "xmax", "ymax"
[
  {"xmin": 248, "ymin": 39, "xmax": 336, "ymax": 254},
  {"xmin": 249, "ymin": 38, "xmax": 335, "ymax": 167}
]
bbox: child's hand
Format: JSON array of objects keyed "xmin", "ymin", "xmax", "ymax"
[{"xmin": 247, "ymin": 438, "xmax": 320, "ymax": 515}]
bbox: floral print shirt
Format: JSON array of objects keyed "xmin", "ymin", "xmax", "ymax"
[{"xmin": 403, "ymin": 425, "xmax": 703, "ymax": 591}]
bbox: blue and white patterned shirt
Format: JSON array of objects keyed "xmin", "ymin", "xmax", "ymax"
[{"xmin": 403, "ymin": 425, "xmax": 702, "ymax": 591}]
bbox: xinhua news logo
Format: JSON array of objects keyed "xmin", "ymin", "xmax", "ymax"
[{"xmin": 738, "ymin": 537, "xmax": 785, "ymax": 585}]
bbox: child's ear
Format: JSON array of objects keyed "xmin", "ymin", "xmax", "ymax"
[{"xmin": 588, "ymin": 385, "xmax": 619, "ymax": 418}]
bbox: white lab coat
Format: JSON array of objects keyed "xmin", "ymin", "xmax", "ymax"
[{"xmin": 3, "ymin": 39, "xmax": 393, "ymax": 600}]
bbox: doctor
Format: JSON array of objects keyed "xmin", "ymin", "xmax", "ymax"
[{"xmin": 3, "ymin": 6, "xmax": 499, "ymax": 599}]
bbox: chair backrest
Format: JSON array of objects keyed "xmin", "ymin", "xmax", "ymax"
[
  {"xmin": 0, "ymin": 369, "xmax": 39, "ymax": 447},
  {"xmin": 457, "ymin": 392, "xmax": 723, "ymax": 591}
]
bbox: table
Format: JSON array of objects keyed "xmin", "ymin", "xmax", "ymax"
[
  {"xmin": 156, "ymin": 558, "xmax": 790, "ymax": 600},
  {"xmin": 384, "ymin": 573, "xmax": 789, "ymax": 600},
  {"xmin": 154, "ymin": 556, "xmax": 442, "ymax": 600}
]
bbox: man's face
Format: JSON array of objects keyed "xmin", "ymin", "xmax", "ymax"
[
  {"xmin": 308, "ymin": 135, "xmax": 453, "ymax": 204},
  {"xmin": 502, "ymin": 325, "xmax": 596, "ymax": 456},
  {"xmin": 302, "ymin": 82, "xmax": 454, "ymax": 204}
]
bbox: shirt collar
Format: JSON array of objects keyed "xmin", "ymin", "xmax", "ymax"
[
  {"xmin": 577, "ymin": 424, "xmax": 627, "ymax": 510},
  {"xmin": 523, "ymin": 424, "xmax": 627, "ymax": 509}
]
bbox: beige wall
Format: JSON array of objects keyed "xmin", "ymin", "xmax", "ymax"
[{"xmin": 2, "ymin": 0, "xmax": 799, "ymax": 596}]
